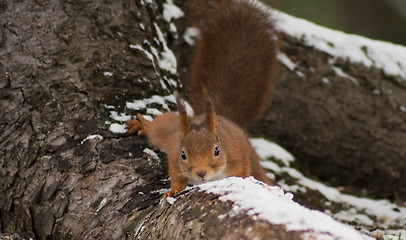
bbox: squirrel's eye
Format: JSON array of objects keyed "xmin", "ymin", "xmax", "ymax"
[
  {"xmin": 181, "ymin": 150, "xmax": 187, "ymax": 160},
  {"xmin": 214, "ymin": 146, "xmax": 220, "ymax": 156}
]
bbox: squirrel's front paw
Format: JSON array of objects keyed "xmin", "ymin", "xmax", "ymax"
[
  {"xmin": 162, "ymin": 188, "xmax": 179, "ymax": 200},
  {"xmin": 125, "ymin": 113, "xmax": 149, "ymax": 134}
]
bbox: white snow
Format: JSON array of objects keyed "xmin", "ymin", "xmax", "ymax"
[
  {"xmin": 95, "ymin": 197, "xmax": 108, "ymax": 213},
  {"xmin": 109, "ymin": 123, "xmax": 127, "ymax": 133},
  {"xmin": 163, "ymin": 0, "xmax": 184, "ymax": 22},
  {"xmin": 331, "ymin": 66, "xmax": 359, "ymax": 85},
  {"xmin": 183, "ymin": 27, "xmax": 199, "ymax": 46},
  {"xmin": 142, "ymin": 115, "xmax": 153, "ymax": 122},
  {"xmin": 125, "ymin": 98, "xmax": 148, "ymax": 111},
  {"xmin": 143, "ymin": 148, "xmax": 159, "ymax": 160},
  {"xmin": 107, "ymin": 94, "xmax": 194, "ymax": 133},
  {"xmin": 103, "ymin": 104, "xmax": 115, "ymax": 109},
  {"xmin": 199, "ymin": 177, "xmax": 372, "ymax": 240},
  {"xmin": 110, "ymin": 111, "xmax": 132, "ymax": 122},
  {"xmin": 277, "ymin": 52, "xmax": 305, "ymax": 78},
  {"xmin": 275, "ymin": 162, "xmax": 405, "ymax": 229},
  {"xmin": 146, "ymin": 108, "xmax": 163, "ymax": 115},
  {"xmin": 103, "ymin": 71, "xmax": 113, "ymax": 77},
  {"xmin": 273, "ymin": 10, "xmax": 406, "ymax": 81},
  {"xmin": 81, "ymin": 134, "xmax": 104, "ymax": 144},
  {"xmin": 165, "ymin": 197, "xmax": 176, "ymax": 205},
  {"xmin": 166, "ymin": 77, "xmax": 178, "ymax": 88},
  {"xmin": 169, "ymin": 23, "xmax": 177, "ymax": 33},
  {"xmin": 153, "ymin": 23, "xmax": 177, "ymax": 75},
  {"xmin": 322, "ymin": 77, "xmax": 331, "ymax": 85},
  {"xmin": 125, "ymin": 94, "xmax": 193, "ymax": 116},
  {"xmin": 251, "ymin": 138, "xmax": 406, "ymax": 232},
  {"xmin": 126, "ymin": 95, "xmax": 176, "ymax": 112},
  {"xmin": 333, "ymin": 209, "xmax": 374, "ymax": 226},
  {"xmin": 129, "ymin": 44, "xmax": 158, "ymax": 74},
  {"xmin": 250, "ymin": 138, "xmax": 294, "ymax": 166}
]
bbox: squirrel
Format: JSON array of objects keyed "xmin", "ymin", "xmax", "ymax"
[{"xmin": 126, "ymin": 0, "xmax": 278, "ymax": 199}]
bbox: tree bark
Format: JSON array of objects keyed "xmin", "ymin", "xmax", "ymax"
[
  {"xmin": 252, "ymin": 33, "xmax": 406, "ymax": 202},
  {"xmin": 0, "ymin": 0, "xmax": 172, "ymax": 238},
  {"xmin": 0, "ymin": 0, "xmax": 405, "ymax": 239},
  {"xmin": 125, "ymin": 189, "xmax": 306, "ymax": 240}
]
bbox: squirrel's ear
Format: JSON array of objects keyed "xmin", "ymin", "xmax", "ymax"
[
  {"xmin": 177, "ymin": 97, "xmax": 190, "ymax": 137},
  {"xmin": 206, "ymin": 99, "xmax": 218, "ymax": 138}
]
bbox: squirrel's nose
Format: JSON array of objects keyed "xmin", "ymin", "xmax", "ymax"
[{"xmin": 196, "ymin": 170, "xmax": 207, "ymax": 178}]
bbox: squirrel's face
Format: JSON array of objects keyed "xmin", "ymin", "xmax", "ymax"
[{"xmin": 178, "ymin": 128, "xmax": 227, "ymax": 184}]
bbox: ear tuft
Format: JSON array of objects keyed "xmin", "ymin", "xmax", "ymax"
[
  {"xmin": 176, "ymin": 96, "xmax": 190, "ymax": 137},
  {"xmin": 206, "ymin": 99, "xmax": 218, "ymax": 139}
]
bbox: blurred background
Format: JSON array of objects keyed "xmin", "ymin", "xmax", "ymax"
[{"xmin": 262, "ymin": 0, "xmax": 406, "ymax": 46}]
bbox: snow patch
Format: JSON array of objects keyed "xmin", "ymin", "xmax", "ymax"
[
  {"xmin": 126, "ymin": 95, "xmax": 176, "ymax": 112},
  {"xmin": 146, "ymin": 108, "xmax": 163, "ymax": 116},
  {"xmin": 163, "ymin": 0, "xmax": 184, "ymax": 22},
  {"xmin": 138, "ymin": 23, "xmax": 145, "ymax": 31},
  {"xmin": 250, "ymin": 138, "xmax": 294, "ymax": 166},
  {"xmin": 109, "ymin": 123, "xmax": 127, "ymax": 133},
  {"xmin": 130, "ymin": 44, "xmax": 158, "ymax": 74},
  {"xmin": 106, "ymin": 95, "xmax": 193, "ymax": 133},
  {"xmin": 153, "ymin": 23, "xmax": 177, "ymax": 75},
  {"xmin": 81, "ymin": 134, "xmax": 104, "ymax": 144},
  {"xmin": 165, "ymin": 197, "xmax": 176, "ymax": 205},
  {"xmin": 333, "ymin": 209, "xmax": 374, "ymax": 226},
  {"xmin": 110, "ymin": 111, "xmax": 132, "ymax": 122},
  {"xmin": 103, "ymin": 71, "xmax": 113, "ymax": 77},
  {"xmin": 322, "ymin": 77, "xmax": 331, "ymax": 84},
  {"xmin": 331, "ymin": 66, "xmax": 359, "ymax": 85},
  {"xmin": 277, "ymin": 52, "xmax": 305, "ymax": 78},
  {"xmin": 103, "ymin": 104, "xmax": 115, "ymax": 109},
  {"xmin": 199, "ymin": 177, "xmax": 372, "ymax": 240},
  {"xmin": 169, "ymin": 23, "xmax": 177, "ymax": 33},
  {"xmin": 281, "ymin": 167, "xmax": 406, "ymax": 229},
  {"xmin": 126, "ymin": 94, "xmax": 194, "ymax": 116},
  {"xmin": 252, "ymin": 138, "xmax": 406, "ymax": 233},
  {"xmin": 143, "ymin": 148, "xmax": 159, "ymax": 160},
  {"xmin": 96, "ymin": 197, "xmax": 108, "ymax": 213},
  {"xmin": 183, "ymin": 27, "xmax": 199, "ymax": 46},
  {"xmin": 274, "ymin": 10, "xmax": 406, "ymax": 81}
]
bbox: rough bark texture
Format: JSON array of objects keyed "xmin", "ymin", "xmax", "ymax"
[
  {"xmin": 125, "ymin": 189, "xmax": 308, "ymax": 240},
  {"xmin": 0, "ymin": 0, "xmax": 172, "ymax": 238},
  {"xmin": 0, "ymin": 0, "xmax": 405, "ymax": 239},
  {"xmin": 252, "ymin": 34, "xmax": 406, "ymax": 202}
]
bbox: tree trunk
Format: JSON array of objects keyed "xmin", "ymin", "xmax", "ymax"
[
  {"xmin": 1, "ymin": 0, "xmax": 173, "ymax": 238},
  {"xmin": 0, "ymin": 0, "xmax": 405, "ymax": 239},
  {"xmin": 125, "ymin": 188, "xmax": 308, "ymax": 240},
  {"xmin": 253, "ymin": 32, "xmax": 406, "ymax": 202}
]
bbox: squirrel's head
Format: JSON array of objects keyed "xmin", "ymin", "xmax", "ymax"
[{"xmin": 177, "ymin": 98, "xmax": 227, "ymax": 184}]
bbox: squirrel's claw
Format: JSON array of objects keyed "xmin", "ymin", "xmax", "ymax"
[
  {"xmin": 136, "ymin": 113, "xmax": 148, "ymax": 125},
  {"xmin": 125, "ymin": 114, "xmax": 149, "ymax": 135},
  {"xmin": 125, "ymin": 118, "xmax": 141, "ymax": 133},
  {"xmin": 162, "ymin": 189, "xmax": 178, "ymax": 200}
]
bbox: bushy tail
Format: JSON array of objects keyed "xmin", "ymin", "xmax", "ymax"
[
  {"xmin": 186, "ymin": 0, "xmax": 278, "ymax": 129},
  {"xmin": 185, "ymin": 0, "xmax": 232, "ymax": 26}
]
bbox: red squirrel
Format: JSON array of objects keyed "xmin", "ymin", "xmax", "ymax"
[{"xmin": 126, "ymin": 0, "xmax": 277, "ymax": 199}]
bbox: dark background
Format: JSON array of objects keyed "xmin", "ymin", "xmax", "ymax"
[{"xmin": 263, "ymin": 0, "xmax": 406, "ymax": 46}]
